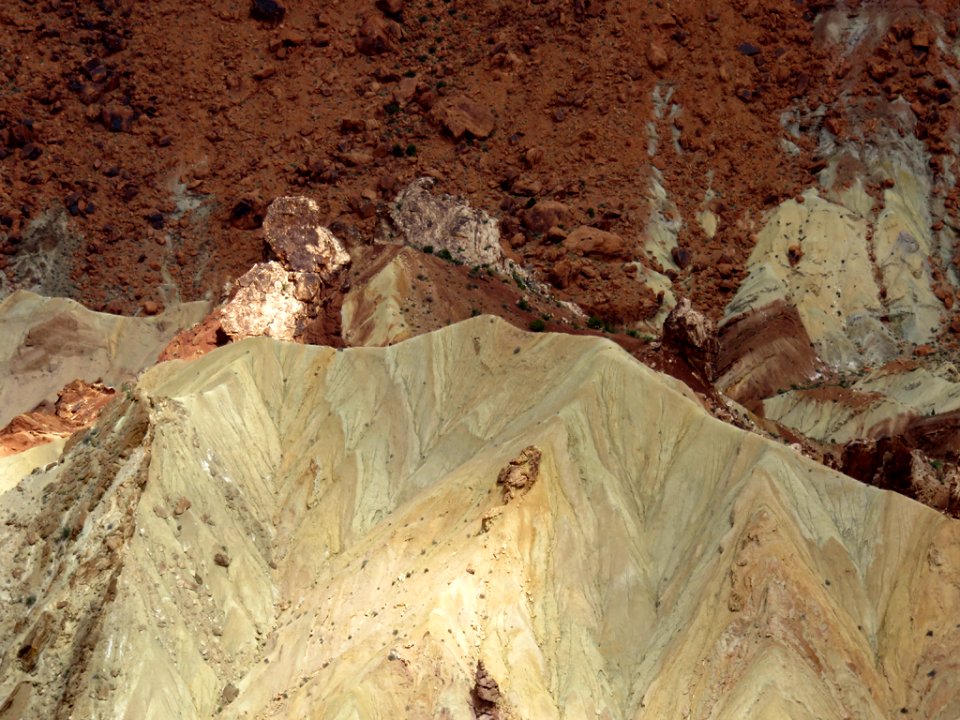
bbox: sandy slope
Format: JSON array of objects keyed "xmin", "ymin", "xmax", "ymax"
[
  {"xmin": 0, "ymin": 290, "xmax": 209, "ymax": 428},
  {"xmin": 1, "ymin": 317, "xmax": 959, "ymax": 719}
]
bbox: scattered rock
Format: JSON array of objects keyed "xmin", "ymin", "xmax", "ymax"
[
  {"xmin": 100, "ymin": 104, "xmax": 134, "ymax": 133},
  {"xmin": 173, "ymin": 497, "xmax": 192, "ymax": 516},
  {"xmin": 432, "ymin": 96, "xmax": 496, "ymax": 140},
  {"xmin": 214, "ymin": 552, "xmax": 231, "ymax": 568},
  {"xmin": 221, "ymin": 683, "xmax": 240, "ymax": 705},
  {"xmin": 471, "ymin": 661, "xmax": 502, "ymax": 720},
  {"xmin": 377, "ymin": 0, "xmax": 404, "ymax": 17}
]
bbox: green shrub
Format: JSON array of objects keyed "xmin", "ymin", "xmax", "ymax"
[{"xmin": 529, "ymin": 319, "xmax": 546, "ymax": 332}]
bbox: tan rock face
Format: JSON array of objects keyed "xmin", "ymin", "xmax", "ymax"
[
  {"xmin": 2, "ymin": 318, "xmax": 959, "ymax": 719},
  {"xmin": 0, "ymin": 290, "xmax": 208, "ymax": 430},
  {"xmin": 263, "ymin": 196, "xmax": 350, "ymax": 277}
]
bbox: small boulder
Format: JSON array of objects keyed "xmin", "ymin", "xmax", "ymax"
[
  {"xmin": 250, "ymin": 0, "xmax": 285, "ymax": 23},
  {"xmin": 562, "ymin": 226, "xmax": 628, "ymax": 259},
  {"xmin": 356, "ymin": 14, "xmax": 398, "ymax": 55},
  {"xmin": 432, "ymin": 96, "xmax": 496, "ymax": 139},
  {"xmin": 263, "ymin": 196, "xmax": 350, "ymax": 277},
  {"xmin": 646, "ymin": 41, "xmax": 669, "ymax": 70},
  {"xmin": 219, "ymin": 261, "xmax": 308, "ymax": 342},
  {"xmin": 522, "ymin": 201, "xmax": 572, "ymax": 235}
]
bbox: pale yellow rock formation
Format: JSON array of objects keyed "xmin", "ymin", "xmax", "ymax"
[
  {"xmin": 765, "ymin": 363, "xmax": 960, "ymax": 444},
  {"xmin": 1, "ymin": 318, "xmax": 960, "ymax": 719},
  {"xmin": 725, "ymin": 191, "xmax": 899, "ymax": 369},
  {"xmin": 341, "ymin": 247, "xmax": 421, "ymax": 346},
  {"xmin": 0, "ymin": 439, "xmax": 64, "ymax": 494},
  {"xmin": 0, "ymin": 290, "xmax": 208, "ymax": 429}
]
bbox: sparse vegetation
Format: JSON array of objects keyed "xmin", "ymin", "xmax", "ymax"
[{"xmin": 529, "ymin": 319, "xmax": 546, "ymax": 332}]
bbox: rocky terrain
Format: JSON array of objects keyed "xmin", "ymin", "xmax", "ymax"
[
  {"xmin": 3, "ymin": 319, "xmax": 960, "ymax": 719},
  {"xmin": 2, "ymin": 0, "xmax": 960, "ymax": 717}
]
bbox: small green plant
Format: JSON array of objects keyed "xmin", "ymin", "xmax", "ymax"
[
  {"xmin": 587, "ymin": 316, "xmax": 604, "ymax": 330},
  {"xmin": 470, "ymin": 308, "xmax": 481, "ymax": 317},
  {"xmin": 517, "ymin": 298, "xmax": 532, "ymax": 312},
  {"xmin": 25, "ymin": 594, "xmax": 36, "ymax": 607},
  {"xmin": 422, "ymin": 245, "xmax": 434, "ymax": 254},
  {"xmin": 529, "ymin": 318, "xmax": 546, "ymax": 332},
  {"xmin": 405, "ymin": 143, "xmax": 417, "ymax": 156},
  {"xmin": 391, "ymin": 143, "xmax": 404, "ymax": 157},
  {"xmin": 436, "ymin": 248, "xmax": 453, "ymax": 261},
  {"xmin": 626, "ymin": 329, "xmax": 639, "ymax": 338},
  {"xmin": 385, "ymin": 102, "xmax": 400, "ymax": 115},
  {"xmin": 58, "ymin": 526, "xmax": 71, "ymax": 542}
]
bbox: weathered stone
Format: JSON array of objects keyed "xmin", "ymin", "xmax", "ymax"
[
  {"xmin": 263, "ymin": 197, "xmax": 350, "ymax": 277},
  {"xmin": 562, "ymin": 225, "xmax": 628, "ymax": 259},
  {"xmin": 380, "ymin": 178, "xmax": 504, "ymax": 269},
  {"xmin": 219, "ymin": 261, "xmax": 308, "ymax": 341},
  {"xmin": 496, "ymin": 446, "xmax": 541, "ymax": 502},
  {"xmin": 522, "ymin": 201, "xmax": 572, "ymax": 235},
  {"xmin": 432, "ymin": 96, "xmax": 496, "ymax": 139},
  {"xmin": 356, "ymin": 14, "xmax": 398, "ymax": 55},
  {"xmin": 662, "ymin": 297, "xmax": 719, "ymax": 381}
]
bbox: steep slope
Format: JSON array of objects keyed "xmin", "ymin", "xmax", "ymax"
[
  {"xmin": 1, "ymin": 318, "xmax": 960, "ymax": 719},
  {"xmin": 0, "ymin": 290, "xmax": 208, "ymax": 429}
]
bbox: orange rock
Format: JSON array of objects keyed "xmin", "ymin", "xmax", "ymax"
[
  {"xmin": 647, "ymin": 41, "xmax": 669, "ymax": 70},
  {"xmin": 432, "ymin": 96, "xmax": 496, "ymax": 139},
  {"xmin": 562, "ymin": 226, "xmax": 628, "ymax": 259}
]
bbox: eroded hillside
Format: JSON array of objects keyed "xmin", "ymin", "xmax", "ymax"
[{"xmin": 1, "ymin": 319, "xmax": 960, "ymax": 719}]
